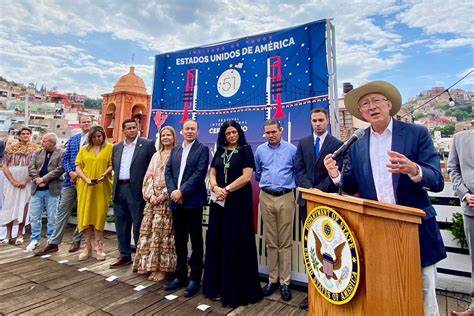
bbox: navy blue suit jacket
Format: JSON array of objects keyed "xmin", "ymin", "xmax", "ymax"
[
  {"xmin": 165, "ymin": 140, "xmax": 209, "ymax": 211},
  {"xmin": 112, "ymin": 138, "xmax": 156, "ymax": 202},
  {"xmin": 341, "ymin": 119, "xmax": 446, "ymax": 267}
]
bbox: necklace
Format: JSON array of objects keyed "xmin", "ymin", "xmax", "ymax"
[{"xmin": 222, "ymin": 147, "xmax": 238, "ymax": 184}]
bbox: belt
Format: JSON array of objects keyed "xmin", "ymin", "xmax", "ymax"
[
  {"xmin": 261, "ymin": 187, "xmax": 293, "ymax": 197},
  {"xmin": 118, "ymin": 179, "xmax": 130, "ymax": 185}
]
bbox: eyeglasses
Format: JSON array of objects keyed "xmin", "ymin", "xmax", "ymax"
[{"xmin": 358, "ymin": 97, "xmax": 388, "ymax": 110}]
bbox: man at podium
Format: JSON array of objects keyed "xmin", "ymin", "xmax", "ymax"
[{"xmin": 324, "ymin": 81, "xmax": 447, "ymax": 316}]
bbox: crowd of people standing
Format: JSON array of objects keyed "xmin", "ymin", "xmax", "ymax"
[{"xmin": 0, "ymin": 80, "xmax": 472, "ymax": 315}]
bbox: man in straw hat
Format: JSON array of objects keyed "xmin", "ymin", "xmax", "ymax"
[{"xmin": 324, "ymin": 81, "xmax": 446, "ymax": 315}]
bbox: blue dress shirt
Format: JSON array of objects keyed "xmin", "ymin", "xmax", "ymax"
[{"xmin": 254, "ymin": 140, "xmax": 297, "ymax": 191}]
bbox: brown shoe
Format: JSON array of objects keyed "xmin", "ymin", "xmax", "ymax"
[
  {"xmin": 452, "ymin": 309, "xmax": 474, "ymax": 316},
  {"xmin": 69, "ymin": 242, "xmax": 81, "ymax": 253},
  {"xmin": 109, "ymin": 257, "xmax": 132, "ymax": 269},
  {"xmin": 34, "ymin": 244, "xmax": 59, "ymax": 256}
]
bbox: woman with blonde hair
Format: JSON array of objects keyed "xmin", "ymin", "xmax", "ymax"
[
  {"xmin": 75, "ymin": 125, "xmax": 113, "ymax": 260},
  {"xmin": 133, "ymin": 126, "xmax": 178, "ymax": 281}
]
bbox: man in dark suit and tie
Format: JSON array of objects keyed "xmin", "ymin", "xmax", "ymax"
[
  {"xmin": 295, "ymin": 107, "xmax": 343, "ymax": 310},
  {"xmin": 164, "ymin": 119, "xmax": 209, "ymax": 297},
  {"xmin": 110, "ymin": 119, "xmax": 156, "ymax": 268}
]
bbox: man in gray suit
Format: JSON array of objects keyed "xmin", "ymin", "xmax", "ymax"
[
  {"xmin": 26, "ymin": 133, "xmax": 65, "ymax": 251},
  {"xmin": 110, "ymin": 119, "xmax": 156, "ymax": 268},
  {"xmin": 448, "ymin": 122, "xmax": 474, "ymax": 316}
]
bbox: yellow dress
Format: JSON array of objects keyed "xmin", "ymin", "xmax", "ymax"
[{"xmin": 75, "ymin": 143, "xmax": 113, "ymax": 232}]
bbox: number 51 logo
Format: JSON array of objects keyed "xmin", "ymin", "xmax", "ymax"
[{"xmin": 217, "ymin": 69, "xmax": 241, "ymax": 98}]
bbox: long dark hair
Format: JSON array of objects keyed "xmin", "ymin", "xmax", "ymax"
[
  {"xmin": 216, "ymin": 120, "xmax": 248, "ymax": 148},
  {"xmin": 86, "ymin": 125, "xmax": 107, "ymax": 150}
]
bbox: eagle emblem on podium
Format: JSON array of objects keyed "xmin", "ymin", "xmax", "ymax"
[
  {"xmin": 313, "ymin": 229, "xmax": 345, "ymax": 280},
  {"xmin": 303, "ymin": 206, "xmax": 361, "ymax": 305}
]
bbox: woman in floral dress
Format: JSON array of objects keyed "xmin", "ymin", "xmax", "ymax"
[
  {"xmin": 0, "ymin": 127, "xmax": 39, "ymax": 245},
  {"xmin": 133, "ymin": 126, "xmax": 178, "ymax": 281}
]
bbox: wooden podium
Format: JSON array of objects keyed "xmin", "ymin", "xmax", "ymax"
[{"xmin": 300, "ymin": 188, "xmax": 426, "ymax": 316}]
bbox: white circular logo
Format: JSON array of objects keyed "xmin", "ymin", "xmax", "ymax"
[
  {"xmin": 217, "ymin": 69, "xmax": 241, "ymax": 98},
  {"xmin": 303, "ymin": 206, "xmax": 360, "ymax": 305}
]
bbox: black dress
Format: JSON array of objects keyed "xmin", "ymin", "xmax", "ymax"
[{"xmin": 202, "ymin": 145, "xmax": 263, "ymax": 307}]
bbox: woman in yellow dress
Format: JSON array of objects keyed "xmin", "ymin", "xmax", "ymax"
[{"xmin": 75, "ymin": 126, "xmax": 113, "ymax": 261}]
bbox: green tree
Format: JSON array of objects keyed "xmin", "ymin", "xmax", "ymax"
[
  {"xmin": 84, "ymin": 98, "xmax": 103, "ymax": 109},
  {"xmin": 431, "ymin": 124, "xmax": 455, "ymax": 137}
]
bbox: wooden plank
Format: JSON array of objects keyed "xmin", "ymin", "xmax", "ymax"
[
  {"xmin": 169, "ymin": 292, "xmax": 234, "ymax": 315},
  {"xmin": 16, "ymin": 298, "xmax": 98, "ymax": 316},
  {"xmin": 134, "ymin": 296, "xmax": 185, "ymax": 316},
  {"xmin": 0, "ymin": 283, "xmax": 61, "ymax": 314},
  {"xmin": 0, "ymin": 281, "xmax": 38, "ymax": 297},
  {"xmin": 87, "ymin": 310, "xmax": 112, "ymax": 316},
  {"xmin": 55, "ymin": 275, "xmax": 110, "ymax": 294},
  {"xmin": 228, "ymin": 298, "xmax": 287, "ymax": 315},
  {"xmin": 102, "ymin": 291, "xmax": 164, "ymax": 314},
  {"xmin": 5, "ymin": 296, "xmax": 61, "ymax": 315},
  {"xmin": 0, "ymin": 248, "xmax": 33, "ymax": 265},
  {"xmin": 2, "ymin": 258, "xmax": 56, "ymax": 275},
  {"xmin": 80, "ymin": 282, "xmax": 138, "ymax": 309},
  {"xmin": 437, "ymin": 293, "xmax": 448, "ymax": 316},
  {"xmin": 273, "ymin": 305, "xmax": 307, "ymax": 316},
  {"xmin": 446, "ymin": 292, "xmax": 470, "ymax": 315},
  {"xmin": 41, "ymin": 269, "xmax": 98, "ymax": 290},
  {"xmin": 0, "ymin": 270, "xmax": 31, "ymax": 289},
  {"xmin": 23, "ymin": 263, "xmax": 80, "ymax": 284}
]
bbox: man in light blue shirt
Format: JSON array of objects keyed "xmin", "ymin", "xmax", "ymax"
[{"xmin": 254, "ymin": 119, "xmax": 296, "ymax": 301}]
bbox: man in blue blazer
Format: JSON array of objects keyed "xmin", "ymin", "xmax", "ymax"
[
  {"xmin": 324, "ymin": 81, "xmax": 446, "ymax": 316},
  {"xmin": 164, "ymin": 119, "xmax": 209, "ymax": 297},
  {"xmin": 110, "ymin": 119, "xmax": 156, "ymax": 268},
  {"xmin": 295, "ymin": 107, "xmax": 343, "ymax": 310}
]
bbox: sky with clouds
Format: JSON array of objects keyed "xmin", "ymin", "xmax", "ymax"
[{"xmin": 0, "ymin": 0, "xmax": 472, "ymax": 101}]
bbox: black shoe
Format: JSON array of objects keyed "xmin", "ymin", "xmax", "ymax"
[
  {"xmin": 280, "ymin": 284, "xmax": 292, "ymax": 301},
  {"xmin": 164, "ymin": 278, "xmax": 186, "ymax": 291},
  {"xmin": 262, "ymin": 282, "xmax": 279, "ymax": 296},
  {"xmin": 184, "ymin": 280, "xmax": 200, "ymax": 297},
  {"xmin": 299, "ymin": 296, "xmax": 308, "ymax": 310}
]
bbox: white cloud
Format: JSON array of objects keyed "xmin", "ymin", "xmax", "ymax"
[
  {"xmin": 398, "ymin": 0, "xmax": 474, "ymax": 36},
  {"xmin": 0, "ymin": 25, "xmax": 153, "ymax": 97},
  {"xmin": 458, "ymin": 67, "xmax": 474, "ymax": 86},
  {"xmin": 428, "ymin": 37, "xmax": 474, "ymax": 52},
  {"xmin": 0, "ymin": 0, "xmax": 470, "ymax": 97},
  {"xmin": 397, "ymin": 0, "xmax": 474, "ymax": 51}
]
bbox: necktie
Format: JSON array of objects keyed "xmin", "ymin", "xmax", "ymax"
[{"xmin": 314, "ymin": 137, "xmax": 320, "ymax": 160}]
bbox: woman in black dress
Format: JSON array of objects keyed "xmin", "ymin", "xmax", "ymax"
[{"xmin": 203, "ymin": 120, "xmax": 263, "ymax": 307}]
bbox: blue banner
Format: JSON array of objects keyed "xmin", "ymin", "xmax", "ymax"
[{"xmin": 150, "ymin": 19, "xmax": 329, "ymax": 147}]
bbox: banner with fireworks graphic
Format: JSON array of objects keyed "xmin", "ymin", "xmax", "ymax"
[{"xmin": 150, "ymin": 19, "xmax": 330, "ymax": 147}]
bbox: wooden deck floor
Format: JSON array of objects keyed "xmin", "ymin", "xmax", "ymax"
[{"xmin": 0, "ymin": 229, "xmax": 470, "ymax": 315}]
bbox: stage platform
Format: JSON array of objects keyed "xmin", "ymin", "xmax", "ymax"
[{"xmin": 0, "ymin": 227, "xmax": 469, "ymax": 315}]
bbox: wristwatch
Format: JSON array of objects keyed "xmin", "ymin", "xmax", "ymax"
[{"xmin": 225, "ymin": 185, "xmax": 231, "ymax": 193}]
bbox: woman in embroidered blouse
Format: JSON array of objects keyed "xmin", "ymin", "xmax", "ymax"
[
  {"xmin": 133, "ymin": 126, "xmax": 178, "ymax": 281},
  {"xmin": 0, "ymin": 127, "xmax": 40, "ymax": 245}
]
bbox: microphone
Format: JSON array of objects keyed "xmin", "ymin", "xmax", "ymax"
[{"xmin": 332, "ymin": 128, "xmax": 365, "ymax": 159}]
